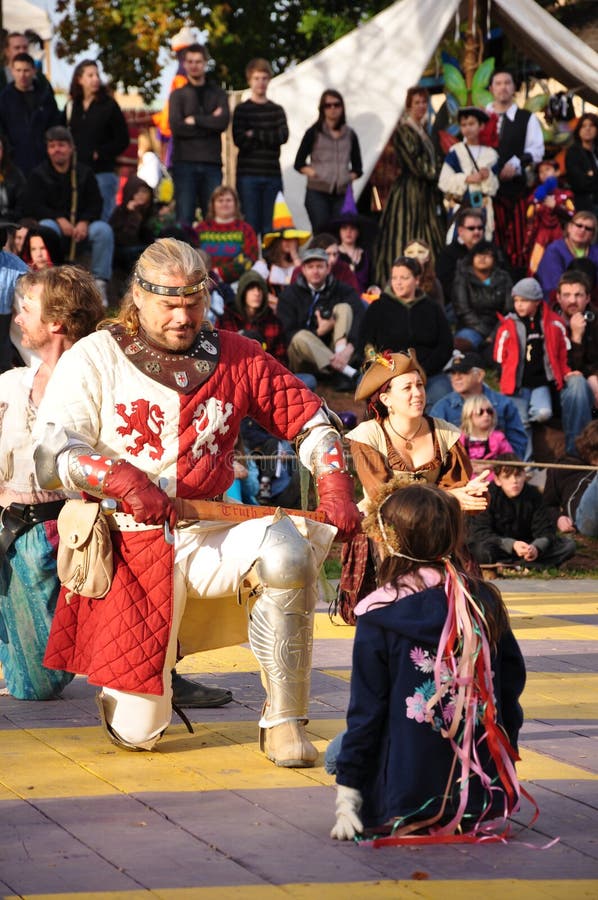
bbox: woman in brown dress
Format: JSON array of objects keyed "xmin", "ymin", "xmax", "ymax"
[
  {"xmin": 338, "ymin": 349, "xmax": 488, "ymax": 620},
  {"xmin": 374, "ymin": 87, "xmax": 446, "ymax": 286}
]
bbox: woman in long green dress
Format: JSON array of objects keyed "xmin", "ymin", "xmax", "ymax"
[{"xmin": 375, "ymin": 86, "xmax": 446, "ymax": 286}]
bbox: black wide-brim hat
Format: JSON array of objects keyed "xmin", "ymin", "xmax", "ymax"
[
  {"xmin": 328, "ymin": 210, "xmax": 378, "ymax": 245},
  {"xmin": 457, "ymin": 106, "xmax": 490, "ymax": 124}
]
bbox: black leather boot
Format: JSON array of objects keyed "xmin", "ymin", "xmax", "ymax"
[{"xmin": 171, "ymin": 671, "xmax": 233, "ymax": 708}]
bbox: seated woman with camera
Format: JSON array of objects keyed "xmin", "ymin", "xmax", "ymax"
[{"xmin": 438, "ymin": 107, "xmax": 499, "ymax": 242}]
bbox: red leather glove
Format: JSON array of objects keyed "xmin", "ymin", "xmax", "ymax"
[
  {"xmin": 316, "ymin": 471, "xmax": 361, "ymax": 542},
  {"xmin": 103, "ymin": 460, "xmax": 178, "ymax": 529}
]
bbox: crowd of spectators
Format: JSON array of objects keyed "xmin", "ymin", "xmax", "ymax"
[
  {"xmin": 3, "ymin": 34, "xmax": 597, "ymax": 850},
  {"xmin": 0, "ymin": 32, "xmax": 597, "ymax": 565}
]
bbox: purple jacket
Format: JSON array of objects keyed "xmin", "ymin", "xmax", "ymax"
[{"xmin": 536, "ymin": 238, "xmax": 598, "ymax": 303}]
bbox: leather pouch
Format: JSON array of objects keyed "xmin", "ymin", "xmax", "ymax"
[{"xmin": 57, "ymin": 500, "xmax": 113, "ymax": 600}]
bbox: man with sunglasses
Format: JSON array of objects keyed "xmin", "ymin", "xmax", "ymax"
[
  {"xmin": 537, "ymin": 212, "xmax": 598, "ymax": 304},
  {"xmin": 436, "ymin": 207, "xmax": 485, "ymax": 309},
  {"xmin": 430, "ymin": 351, "xmax": 527, "ymax": 458}
]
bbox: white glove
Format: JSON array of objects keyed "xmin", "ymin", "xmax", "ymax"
[{"xmin": 330, "ymin": 784, "xmax": 363, "ymax": 840}]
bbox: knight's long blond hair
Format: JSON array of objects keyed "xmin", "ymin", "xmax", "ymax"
[{"xmin": 101, "ymin": 238, "xmax": 209, "ymax": 333}]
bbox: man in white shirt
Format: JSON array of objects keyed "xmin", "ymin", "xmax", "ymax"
[
  {"xmin": 0, "ymin": 266, "xmax": 103, "ymax": 700},
  {"xmin": 487, "ymin": 69, "xmax": 544, "ymax": 276}
]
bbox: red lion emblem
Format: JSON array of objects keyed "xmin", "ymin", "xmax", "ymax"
[{"xmin": 115, "ymin": 399, "xmax": 165, "ymax": 460}]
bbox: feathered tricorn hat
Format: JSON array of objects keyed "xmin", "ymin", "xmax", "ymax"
[{"xmin": 354, "ymin": 347, "xmax": 427, "ymax": 401}]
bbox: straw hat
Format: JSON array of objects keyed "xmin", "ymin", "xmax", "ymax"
[
  {"xmin": 262, "ymin": 192, "xmax": 311, "ymax": 248},
  {"xmin": 355, "ymin": 348, "xmax": 427, "ymax": 401}
]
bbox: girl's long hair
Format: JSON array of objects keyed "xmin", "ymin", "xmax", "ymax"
[
  {"xmin": 365, "ymin": 482, "xmax": 509, "ymax": 645},
  {"xmin": 69, "ymin": 60, "xmax": 110, "ymax": 103}
]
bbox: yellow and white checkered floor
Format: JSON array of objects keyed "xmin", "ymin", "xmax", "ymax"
[{"xmin": 1, "ymin": 579, "xmax": 597, "ymax": 898}]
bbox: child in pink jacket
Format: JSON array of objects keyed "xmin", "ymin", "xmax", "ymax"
[{"xmin": 459, "ymin": 395, "xmax": 513, "ymax": 479}]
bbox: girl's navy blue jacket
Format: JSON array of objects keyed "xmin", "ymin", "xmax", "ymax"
[{"xmin": 336, "ymin": 582, "xmax": 525, "ymax": 831}]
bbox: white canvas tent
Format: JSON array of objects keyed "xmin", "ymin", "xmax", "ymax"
[
  {"xmin": 267, "ymin": 0, "xmax": 598, "ymax": 229},
  {"xmin": 3, "ymin": 0, "xmax": 52, "ymax": 40}
]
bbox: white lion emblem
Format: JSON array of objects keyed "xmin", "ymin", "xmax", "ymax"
[{"xmin": 190, "ymin": 398, "xmax": 234, "ymax": 459}]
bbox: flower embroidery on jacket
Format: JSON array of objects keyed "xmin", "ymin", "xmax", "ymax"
[{"xmin": 406, "ymin": 646, "xmax": 456, "ymax": 731}]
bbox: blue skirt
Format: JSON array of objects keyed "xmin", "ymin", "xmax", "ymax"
[{"xmin": 0, "ymin": 522, "xmax": 74, "ymax": 699}]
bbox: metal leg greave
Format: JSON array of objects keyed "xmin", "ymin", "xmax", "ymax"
[{"xmin": 247, "ymin": 512, "xmax": 319, "ymax": 766}]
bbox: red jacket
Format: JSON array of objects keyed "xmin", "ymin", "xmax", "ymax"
[{"xmin": 494, "ymin": 306, "xmax": 570, "ymax": 394}]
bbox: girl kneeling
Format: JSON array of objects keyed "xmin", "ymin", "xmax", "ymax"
[{"xmin": 331, "ymin": 483, "xmax": 526, "ymax": 841}]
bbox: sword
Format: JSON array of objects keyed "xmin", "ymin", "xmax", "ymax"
[{"xmin": 173, "ymin": 497, "xmax": 327, "ymax": 525}]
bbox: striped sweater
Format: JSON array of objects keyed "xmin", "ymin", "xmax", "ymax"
[
  {"xmin": 232, "ymin": 100, "xmax": 288, "ymax": 177},
  {"xmin": 194, "ymin": 218, "xmax": 259, "ymax": 283}
]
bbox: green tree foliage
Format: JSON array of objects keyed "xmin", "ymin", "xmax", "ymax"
[
  {"xmin": 55, "ymin": 0, "xmax": 178, "ymax": 100},
  {"xmin": 54, "ymin": 0, "xmax": 393, "ymax": 102}
]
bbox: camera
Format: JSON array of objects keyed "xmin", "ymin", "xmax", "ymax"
[
  {"xmin": 584, "ymin": 310, "xmax": 596, "ymax": 323},
  {"xmin": 315, "ymin": 304, "xmax": 332, "ymax": 320}
]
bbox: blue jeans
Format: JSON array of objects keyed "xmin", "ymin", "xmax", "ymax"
[
  {"xmin": 512, "ymin": 385, "xmax": 553, "ymax": 460},
  {"xmin": 575, "ymin": 473, "xmax": 598, "ymax": 537},
  {"xmin": 560, "ymin": 374, "xmax": 594, "ymax": 456},
  {"xmin": 304, "ymin": 188, "xmax": 344, "ymax": 234},
  {"xmin": 40, "ymin": 218, "xmax": 114, "ymax": 281},
  {"xmin": 237, "ymin": 175, "xmax": 282, "ymax": 237},
  {"xmin": 324, "ymin": 730, "xmax": 346, "ymax": 775},
  {"xmin": 425, "ymin": 372, "xmax": 452, "ymax": 410},
  {"xmin": 296, "ymin": 372, "xmax": 317, "ymax": 391},
  {"xmin": 454, "ymin": 327, "xmax": 485, "ymax": 350},
  {"xmin": 172, "ymin": 161, "xmax": 222, "ymax": 225},
  {"xmin": 95, "ymin": 171, "xmax": 119, "ymax": 222}
]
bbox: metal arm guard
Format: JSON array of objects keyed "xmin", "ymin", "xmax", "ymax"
[
  {"xmin": 247, "ymin": 511, "xmax": 317, "ymax": 728},
  {"xmin": 34, "ymin": 424, "xmax": 117, "ymax": 495},
  {"xmin": 65, "ymin": 447, "xmax": 116, "ymax": 494},
  {"xmin": 310, "ymin": 428, "xmax": 349, "ymax": 481}
]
